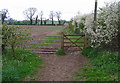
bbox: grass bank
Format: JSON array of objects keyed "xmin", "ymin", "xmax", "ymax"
[
  {"xmin": 74, "ymin": 47, "xmax": 118, "ymax": 81},
  {"xmin": 2, "ymin": 49, "xmax": 43, "ymax": 81}
]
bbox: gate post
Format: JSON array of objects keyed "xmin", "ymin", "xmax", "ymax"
[{"xmin": 61, "ymin": 32, "xmax": 64, "ymax": 50}]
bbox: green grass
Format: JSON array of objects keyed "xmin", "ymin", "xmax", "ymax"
[
  {"xmin": 64, "ymin": 36, "xmax": 84, "ymax": 46},
  {"xmin": 0, "ymin": 55, "xmax": 2, "ymax": 82},
  {"xmin": 56, "ymin": 49, "xmax": 66, "ymax": 56},
  {"xmin": 74, "ymin": 47, "xmax": 118, "ymax": 81},
  {"xmin": 44, "ymin": 36, "xmax": 60, "ymax": 43},
  {"xmin": 2, "ymin": 49, "xmax": 43, "ymax": 81},
  {"xmin": 28, "ymin": 36, "xmax": 61, "ymax": 49}
]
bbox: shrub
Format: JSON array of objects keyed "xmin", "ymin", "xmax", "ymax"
[
  {"xmin": 2, "ymin": 24, "xmax": 31, "ymax": 57},
  {"xmin": 56, "ymin": 49, "xmax": 66, "ymax": 56}
]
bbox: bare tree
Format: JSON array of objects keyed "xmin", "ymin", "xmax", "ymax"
[
  {"xmin": 56, "ymin": 11, "xmax": 61, "ymax": 25},
  {"xmin": 0, "ymin": 9, "xmax": 9, "ymax": 24},
  {"xmin": 39, "ymin": 11, "xmax": 43, "ymax": 25},
  {"xmin": 23, "ymin": 8, "xmax": 37, "ymax": 25},
  {"xmin": 49, "ymin": 11, "xmax": 55, "ymax": 25}
]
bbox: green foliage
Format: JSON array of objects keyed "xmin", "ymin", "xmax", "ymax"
[
  {"xmin": 2, "ymin": 24, "xmax": 12, "ymax": 53},
  {"xmin": 74, "ymin": 28, "xmax": 80, "ymax": 34},
  {"xmin": 81, "ymin": 17, "xmax": 85, "ymax": 21},
  {"xmin": 0, "ymin": 56, "xmax": 2, "ymax": 82},
  {"xmin": 7, "ymin": 25, "xmax": 31, "ymax": 46},
  {"xmin": 56, "ymin": 49, "xmax": 66, "ymax": 56},
  {"xmin": 2, "ymin": 49, "xmax": 43, "ymax": 81},
  {"xmin": 68, "ymin": 22, "xmax": 74, "ymax": 33},
  {"xmin": 2, "ymin": 24, "xmax": 32, "ymax": 56},
  {"xmin": 79, "ymin": 23, "xmax": 85, "ymax": 30},
  {"xmin": 75, "ymin": 67, "xmax": 117, "ymax": 81},
  {"xmin": 75, "ymin": 47, "xmax": 118, "ymax": 81}
]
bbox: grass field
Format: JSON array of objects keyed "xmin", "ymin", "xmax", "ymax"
[{"xmin": 18, "ymin": 25, "xmax": 64, "ymax": 36}]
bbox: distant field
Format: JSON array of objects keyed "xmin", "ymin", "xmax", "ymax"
[{"xmin": 16, "ymin": 25, "xmax": 64, "ymax": 36}]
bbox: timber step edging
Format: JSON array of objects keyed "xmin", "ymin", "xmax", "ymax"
[
  {"xmin": 26, "ymin": 49, "xmax": 57, "ymax": 52},
  {"xmin": 31, "ymin": 51, "xmax": 56, "ymax": 54}
]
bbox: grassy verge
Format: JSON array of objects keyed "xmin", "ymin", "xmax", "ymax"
[
  {"xmin": 2, "ymin": 49, "xmax": 43, "ymax": 81},
  {"xmin": 74, "ymin": 47, "xmax": 118, "ymax": 81}
]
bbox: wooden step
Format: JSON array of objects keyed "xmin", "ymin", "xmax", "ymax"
[
  {"xmin": 40, "ymin": 47, "xmax": 59, "ymax": 49},
  {"xmin": 26, "ymin": 49, "xmax": 57, "ymax": 52},
  {"xmin": 32, "ymin": 35, "xmax": 61, "ymax": 37},
  {"xmin": 32, "ymin": 51, "xmax": 56, "ymax": 54}
]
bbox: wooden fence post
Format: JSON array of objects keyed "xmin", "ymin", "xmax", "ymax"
[{"xmin": 61, "ymin": 32, "xmax": 64, "ymax": 50}]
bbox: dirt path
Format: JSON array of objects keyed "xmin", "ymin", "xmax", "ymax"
[{"xmin": 24, "ymin": 51, "xmax": 88, "ymax": 81}]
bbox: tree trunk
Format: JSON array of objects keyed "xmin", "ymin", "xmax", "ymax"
[
  {"xmin": 59, "ymin": 21, "xmax": 60, "ymax": 25},
  {"xmin": 35, "ymin": 18, "xmax": 38, "ymax": 25},
  {"xmin": 44, "ymin": 20, "xmax": 46, "ymax": 25},
  {"xmin": 52, "ymin": 18, "xmax": 54, "ymax": 25},
  {"xmin": 41, "ymin": 18, "xmax": 42, "ymax": 25},
  {"xmin": 2, "ymin": 44, "xmax": 5, "ymax": 55},
  {"xmin": 2, "ymin": 19, "xmax": 4, "ymax": 24},
  {"xmin": 11, "ymin": 44, "xmax": 15, "ymax": 57},
  {"xmin": 30, "ymin": 19, "xmax": 32, "ymax": 25},
  {"xmin": 2, "ymin": 14, "xmax": 5, "ymax": 24},
  {"xmin": 58, "ymin": 18, "xmax": 60, "ymax": 25}
]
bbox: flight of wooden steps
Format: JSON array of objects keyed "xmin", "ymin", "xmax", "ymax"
[{"xmin": 26, "ymin": 47, "xmax": 58, "ymax": 54}]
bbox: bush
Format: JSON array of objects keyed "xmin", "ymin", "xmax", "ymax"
[{"xmin": 56, "ymin": 49, "xmax": 66, "ymax": 56}]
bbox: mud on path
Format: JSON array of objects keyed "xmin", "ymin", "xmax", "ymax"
[{"xmin": 23, "ymin": 26, "xmax": 88, "ymax": 81}]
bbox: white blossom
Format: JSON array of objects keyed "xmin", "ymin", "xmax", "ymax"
[{"xmin": 72, "ymin": 2, "xmax": 118, "ymax": 47}]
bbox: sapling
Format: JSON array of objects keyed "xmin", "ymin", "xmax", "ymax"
[{"xmin": 2, "ymin": 24, "xmax": 31, "ymax": 57}]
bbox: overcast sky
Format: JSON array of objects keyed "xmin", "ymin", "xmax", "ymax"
[{"xmin": 0, "ymin": 0, "xmax": 117, "ymax": 21}]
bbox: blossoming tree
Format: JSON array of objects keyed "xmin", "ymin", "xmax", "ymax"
[{"xmin": 72, "ymin": 2, "xmax": 119, "ymax": 48}]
